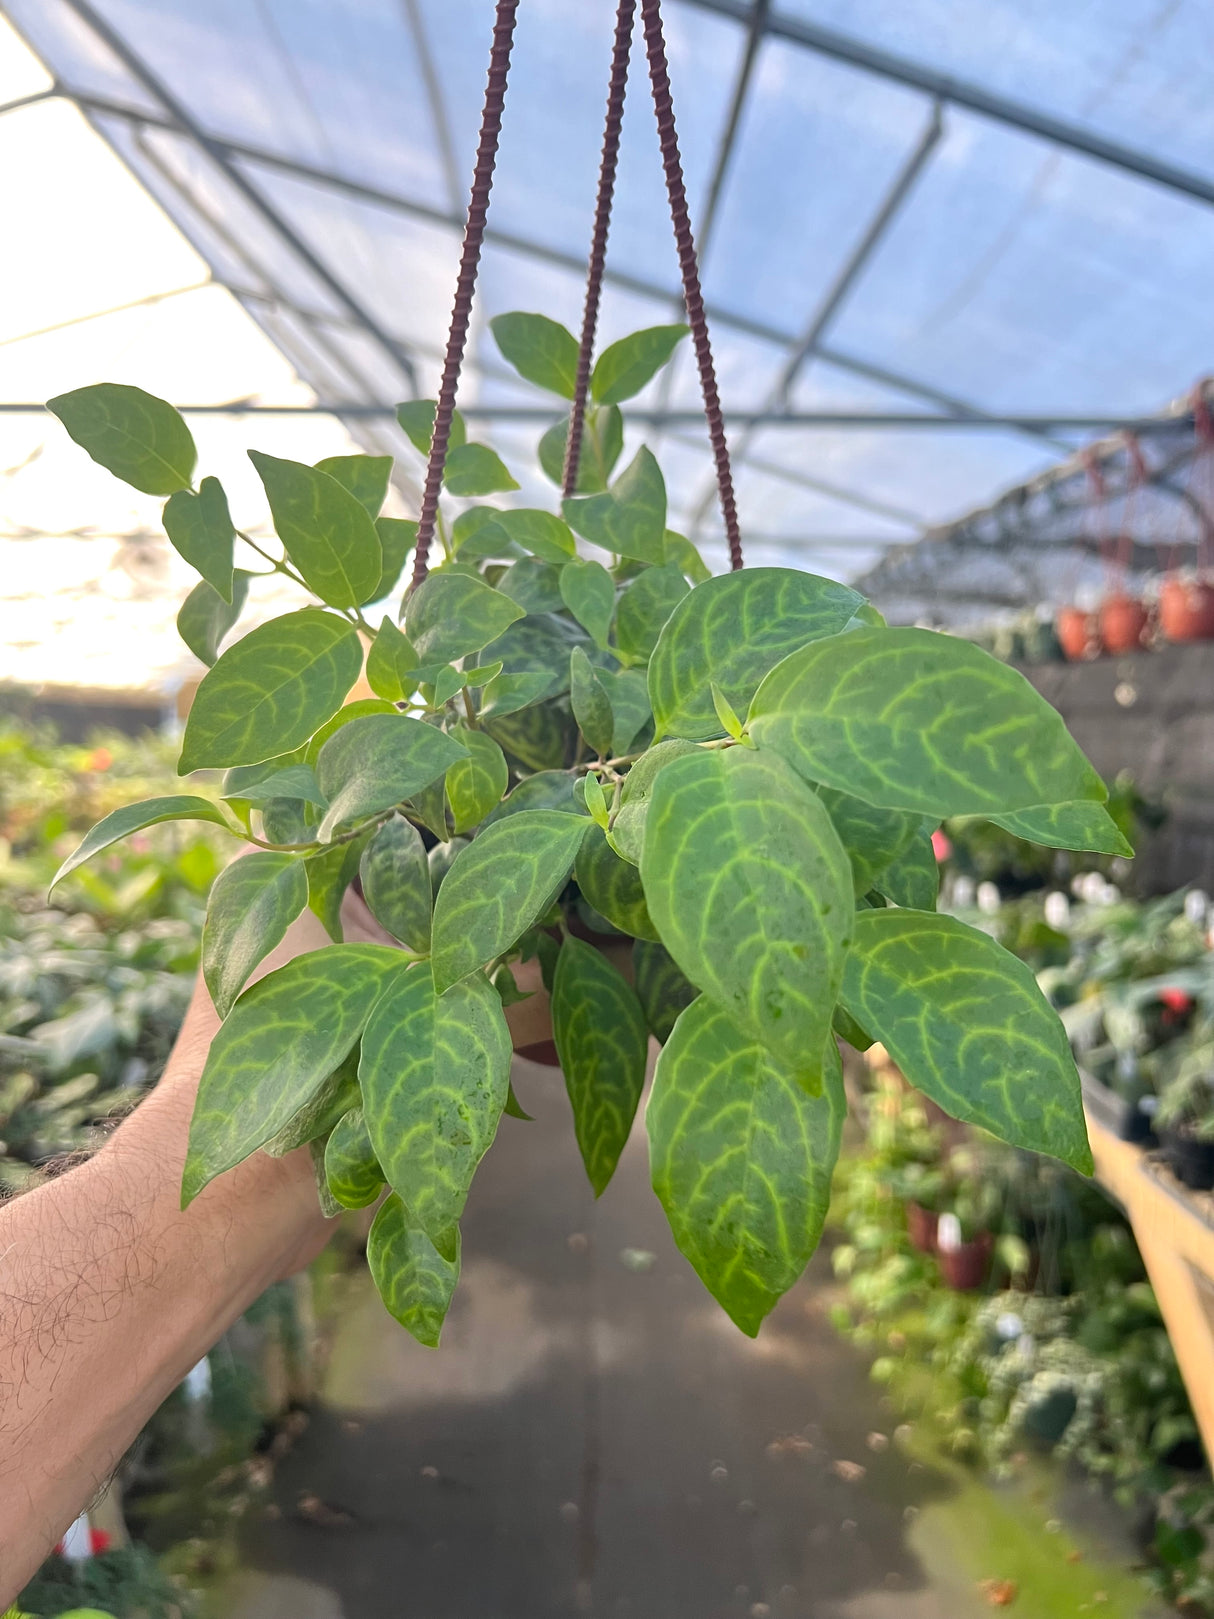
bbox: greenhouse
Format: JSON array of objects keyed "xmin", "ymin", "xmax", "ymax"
[{"xmin": 2, "ymin": 1, "xmax": 1214, "ymax": 1615}]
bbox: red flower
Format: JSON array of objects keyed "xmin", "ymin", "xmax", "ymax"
[
  {"xmin": 931, "ymin": 829, "xmax": 952, "ymax": 862},
  {"xmin": 1160, "ymin": 987, "xmax": 1192, "ymax": 1013}
]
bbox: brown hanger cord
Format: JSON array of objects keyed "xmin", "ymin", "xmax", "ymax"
[
  {"xmin": 409, "ymin": 0, "xmax": 519, "ymax": 591},
  {"xmin": 640, "ymin": 0, "xmax": 743, "ymax": 570},
  {"xmin": 562, "ymin": 0, "xmax": 635, "ymax": 499}
]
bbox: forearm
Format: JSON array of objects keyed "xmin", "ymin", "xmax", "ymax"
[{"xmin": 0, "ymin": 970, "xmax": 326, "ymax": 1599}]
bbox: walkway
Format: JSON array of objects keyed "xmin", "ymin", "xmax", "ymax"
[{"xmin": 225, "ymin": 1058, "xmax": 1160, "ymax": 1619}]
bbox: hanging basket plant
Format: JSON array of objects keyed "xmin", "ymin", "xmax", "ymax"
[{"xmin": 44, "ymin": 0, "xmax": 1132, "ymax": 1345}]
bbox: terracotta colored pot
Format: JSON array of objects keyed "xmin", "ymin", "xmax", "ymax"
[
  {"xmin": 1098, "ymin": 592, "xmax": 1150, "ymax": 655},
  {"xmin": 1055, "ymin": 606, "xmax": 1098, "ymax": 662},
  {"xmin": 937, "ymin": 1231, "xmax": 993, "ymax": 1291},
  {"xmin": 906, "ymin": 1202, "xmax": 938, "ymax": 1254},
  {"xmin": 1159, "ymin": 576, "xmax": 1214, "ymax": 643}
]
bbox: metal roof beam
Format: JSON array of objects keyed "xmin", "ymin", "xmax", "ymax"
[
  {"xmin": 52, "ymin": 0, "xmax": 420, "ymax": 394},
  {"xmin": 1, "ymin": 402, "xmax": 1189, "ymax": 431},
  {"xmin": 20, "ymin": 87, "xmax": 1059, "ymax": 452},
  {"xmin": 677, "ymin": 0, "xmax": 1214, "ymax": 209}
]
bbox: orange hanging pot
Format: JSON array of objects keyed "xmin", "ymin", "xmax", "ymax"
[
  {"xmin": 1097, "ymin": 591, "xmax": 1150, "ymax": 655},
  {"xmin": 1055, "ymin": 606, "xmax": 1098, "ymax": 662},
  {"xmin": 1159, "ymin": 574, "xmax": 1214, "ymax": 643}
]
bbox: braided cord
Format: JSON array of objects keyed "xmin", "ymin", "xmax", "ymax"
[
  {"xmin": 409, "ymin": 0, "xmax": 519, "ymax": 589},
  {"xmin": 562, "ymin": 0, "xmax": 636, "ymax": 498},
  {"xmin": 640, "ymin": 0, "xmax": 743, "ymax": 569}
]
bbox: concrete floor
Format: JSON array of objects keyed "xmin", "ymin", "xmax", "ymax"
[{"xmin": 226, "ymin": 1057, "xmax": 1157, "ymax": 1619}]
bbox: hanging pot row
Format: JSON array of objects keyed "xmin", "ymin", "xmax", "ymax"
[{"xmin": 1056, "ymin": 574, "xmax": 1214, "ymax": 660}]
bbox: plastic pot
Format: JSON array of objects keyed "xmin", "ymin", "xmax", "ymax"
[
  {"xmin": 1056, "ymin": 606, "xmax": 1098, "ymax": 662},
  {"xmin": 905, "ymin": 1202, "xmax": 938, "ymax": 1254},
  {"xmin": 1159, "ymin": 576, "xmax": 1214, "ymax": 643},
  {"xmin": 1098, "ymin": 592, "xmax": 1150, "ymax": 655},
  {"xmin": 937, "ymin": 1231, "xmax": 992, "ymax": 1291},
  {"xmin": 1161, "ymin": 1129, "xmax": 1214, "ymax": 1192}
]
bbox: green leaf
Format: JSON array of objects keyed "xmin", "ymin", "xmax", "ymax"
[
  {"xmin": 640, "ymin": 748, "xmax": 852, "ymax": 1087},
  {"xmin": 840, "ymin": 909, "xmax": 1091, "ymax": 1172},
  {"xmin": 443, "ymin": 442, "xmax": 519, "ymax": 496},
  {"xmin": 409, "ymin": 775, "xmax": 452, "ymax": 840},
  {"xmin": 816, "ymin": 785, "xmax": 920, "ymax": 895},
  {"xmin": 263, "ymin": 1048, "xmax": 361, "ymax": 1156},
  {"xmin": 570, "ymin": 647, "xmax": 615, "ymax": 757},
  {"xmin": 633, "ymin": 940, "xmax": 698, "ymax": 1044},
  {"xmin": 873, "ymin": 827, "xmax": 939, "ymax": 910},
  {"xmin": 483, "ymin": 698, "xmax": 577, "ymax": 773},
  {"xmin": 649, "ymin": 567, "xmax": 863, "ymax": 742},
  {"xmin": 433, "ymin": 665, "xmax": 468, "ymax": 706},
  {"xmin": 47, "ymin": 382, "xmax": 195, "ymax": 494},
  {"xmin": 262, "ymin": 798, "xmax": 310, "ymax": 846},
  {"xmin": 324, "ymin": 1106, "xmax": 384, "ymax": 1209},
  {"xmin": 365, "ymin": 615, "xmax": 419, "ymax": 702},
  {"xmin": 576, "ymin": 823, "xmax": 658, "ymax": 939},
  {"xmin": 163, "ymin": 476, "xmax": 235, "ymax": 600},
  {"xmin": 430, "ymin": 810, "xmax": 590, "ymax": 992},
  {"xmin": 368, "ymin": 1194, "xmax": 459, "ymax": 1347},
  {"xmin": 581, "ymin": 770, "xmax": 609, "ymax": 828},
  {"xmin": 179, "ymin": 610, "xmax": 362, "ymax": 772},
  {"xmin": 590, "ymin": 324, "xmax": 689, "ymax": 405},
  {"xmin": 992, "ymin": 801, "xmax": 1133, "ymax": 856},
  {"xmin": 177, "ymin": 571, "xmax": 249, "ymax": 667},
  {"xmin": 305, "ymin": 833, "xmax": 370, "ymax": 941},
  {"xmin": 316, "ymin": 713, "xmax": 468, "ymax": 839},
  {"xmin": 50, "ymin": 796, "xmax": 231, "ymax": 891},
  {"xmin": 359, "ymin": 814, "xmax": 432, "ymax": 951},
  {"xmin": 560, "ymin": 557, "xmax": 615, "ymax": 648},
  {"xmin": 608, "ymin": 738, "xmax": 698, "ymax": 865},
  {"xmin": 848, "ymin": 600, "xmax": 886, "ymax": 628},
  {"xmin": 396, "ymin": 399, "xmax": 466, "ymax": 456},
  {"xmin": 372, "ymin": 516, "xmax": 416, "ymax": 601},
  {"xmin": 504, "ymin": 1081, "xmax": 534, "ymax": 1119},
  {"xmin": 491, "ymin": 509, "xmax": 576, "ymax": 563},
  {"xmin": 451, "ymin": 506, "xmax": 523, "ymax": 560},
  {"xmin": 405, "ymin": 571, "xmax": 525, "ymax": 666},
  {"xmin": 360, "ymin": 961, "xmax": 511, "ymax": 1247},
  {"xmin": 315, "ymin": 453, "xmax": 392, "ymax": 516},
  {"xmin": 711, "ymin": 682, "xmax": 745, "ymax": 742},
  {"xmin": 563, "ymin": 447, "xmax": 666, "ymax": 565},
  {"xmin": 498, "ymin": 557, "xmax": 565, "ymax": 616},
  {"xmin": 223, "ymin": 762, "xmax": 326, "ymax": 807},
  {"xmin": 465, "ymin": 661, "xmax": 504, "ymax": 688},
  {"xmin": 482, "ymin": 770, "xmax": 578, "ymax": 825},
  {"xmin": 663, "ymin": 528, "xmax": 711, "ymax": 585},
  {"xmin": 648, "ymin": 997, "xmax": 844, "ymax": 1335},
  {"xmin": 749, "ymin": 626, "xmax": 1106, "ymax": 817},
  {"xmin": 303, "ymin": 697, "xmax": 397, "ymax": 766},
  {"xmin": 479, "ymin": 669, "xmax": 561, "ymax": 719},
  {"xmin": 552, "ymin": 936, "xmax": 649, "ymax": 1195},
  {"xmin": 427, "ymin": 835, "xmax": 467, "ymax": 888},
  {"xmin": 445, "ymin": 724, "xmax": 509, "ymax": 834},
  {"xmin": 182, "ymin": 944, "xmax": 397, "ymax": 1204},
  {"xmin": 832, "ymin": 1003, "xmax": 874, "ymax": 1052},
  {"xmin": 615, "ymin": 563, "xmax": 689, "ymax": 665},
  {"xmin": 489, "ymin": 312, "xmax": 578, "ymax": 398},
  {"xmin": 603, "ymin": 667, "xmax": 652, "ymax": 755},
  {"xmin": 539, "ymin": 405, "xmax": 624, "ymax": 494},
  {"xmin": 248, "ymin": 450, "xmax": 383, "ymax": 607},
  {"xmin": 202, "ymin": 850, "xmax": 308, "ymax": 1017}
]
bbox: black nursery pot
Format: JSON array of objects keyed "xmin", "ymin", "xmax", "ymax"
[{"xmin": 1162, "ymin": 1129, "xmax": 1214, "ymax": 1192}]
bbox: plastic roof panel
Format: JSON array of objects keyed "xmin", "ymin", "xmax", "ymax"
[
  {"xmin": 783, "ymin": 0, "xmax": 1214, "ymax": 184},
  {"xmin": 4, "ymin": 0, "xmax": 1214, "ymax": 594}
]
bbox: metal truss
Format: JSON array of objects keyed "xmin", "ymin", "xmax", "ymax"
[{"xmin": 2, "ymin": 0, "xmax": 1211, "ymax": 568}]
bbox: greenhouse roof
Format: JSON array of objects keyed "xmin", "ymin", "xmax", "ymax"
[{"xmin": 3, "ymin": 0, "xmax": 1214, "ymax": 668}]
